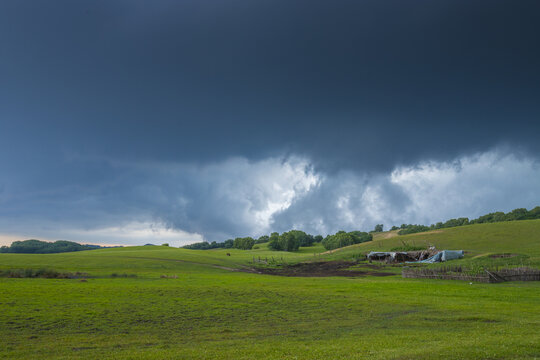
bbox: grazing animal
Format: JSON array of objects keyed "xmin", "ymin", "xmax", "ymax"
[{"xmin": 226, "ymin": 253, "xmax": 231, "ymax": 256}]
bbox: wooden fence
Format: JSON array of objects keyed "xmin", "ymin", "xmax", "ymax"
[{"xmin": 402, "ymin": 266, "xmax": 540, "ymax": 283}]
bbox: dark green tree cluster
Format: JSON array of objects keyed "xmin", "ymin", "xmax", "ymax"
[
  {"xmin": 183, "ymin": 239, "xmax": 234, "ymax": 250},
  {"xmin": 397, "ymin": 224, "xmax": 431, "ymax": 235},
  {"xmin": 394, "ymin": 206, "xmax": 540, "ymax": 236},
  {"xmin": 0, "ymin": 240, "xmax": 104, "ymax": 254},
  {"xmin": 183, "ymin": 230, "xmax": 333, "ymax": 252},
  {"xmin": 373, "ymin": 224, "xmax": 384, "ymax": 232},
  {"xmin": 470, "ymin": 207, "xmax": 540, "ymax": 224},
  {"xmin": 321, "ymin": 231, "xmax": 372, "ymax": 251},
  {"xmin": 233, "ymin": 237, "xmax": 255, "ymax": 250},
  {"xmin": 267, "ymin": 230, "xmax": 320, "ymax": 251},
  {"xmin": 255, "ymin": 235, "xmax": 270, "ymax": 244}
]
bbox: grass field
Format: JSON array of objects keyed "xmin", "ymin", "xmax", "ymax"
[
  {"xmin": 1, "ymin": 221, "xmax": 540, "ymax": 359},
  {"xmin": 326, "ymin": 219, "xmax": 540, "ymax": 267}
]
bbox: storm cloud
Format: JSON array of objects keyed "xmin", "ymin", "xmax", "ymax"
[
  {"xmin": 1, "ymin": 149, "xmax": 539, "ymax": 246},
  {"xmin": 1, "ymin": 1, "xmax": 539, "ymax": 244}
]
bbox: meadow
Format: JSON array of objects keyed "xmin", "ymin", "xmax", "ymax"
[{"xmin": 1, "ymin": 220, "xmax": 540, "ymax": 359}]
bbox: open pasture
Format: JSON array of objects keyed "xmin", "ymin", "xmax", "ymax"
[{"xmin": 1, "ymin": 221, "xmax": 540, "ymax": 359}]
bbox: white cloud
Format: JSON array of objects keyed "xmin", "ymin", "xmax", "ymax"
[
  {"xmin": 389, "ymin": 151, "xmax": 540, "ymax": 225},
  {"xmin": 153, "ymin": 156, "xmax": 320, "ymax": 239},
  {"xmin": 0, "ymin": 223, "xmax": 203, "ymax": 247},
  {"xmin": 274, "ymin": 150, "xmax": 540, "ymax": 234},
  {"xmin": 61, "ymin": 222, "xmax": 204, "ymax": 247},
  {"xmin": 1, "ymin": 150, "xmax": 538, "ymax": 245},
  {"xmin": 0, "ymin": 155, "xmax": 320, "ymax": 244}
]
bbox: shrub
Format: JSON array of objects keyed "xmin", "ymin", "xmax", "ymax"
[
  {"xmin": 233, "ymin": 237, "xmax": 255, "ymax": 250},
  {"xmin": 1, "ymin": 268, "xmax": 72, "ymax": 279},
  {"xmin": 322, "ymin": 231, "xmax": 372, "ymax": 251},
  {"xmin": 0, "ymin": 239, "xmax": 104, "ymax": 254},
  {"xmin": 256, "ymin": 236, "xmax": 269, "ymax": 244},
  {"xmin": 268, "ymin": 230, "xmax": 311, "ymax": 251}
]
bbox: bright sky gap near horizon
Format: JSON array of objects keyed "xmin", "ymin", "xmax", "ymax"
[{"xmin": 1, "ymin": 1, "xmax": 539, "ymax": 246}]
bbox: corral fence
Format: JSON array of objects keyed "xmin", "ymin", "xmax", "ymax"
[
  {"xmin": 402, "ymin": 266, "xmax": 540, "ymax": 283},
  {"xmin": 252, "ymin": 256, "xmax": 287, "ymax": 265}
]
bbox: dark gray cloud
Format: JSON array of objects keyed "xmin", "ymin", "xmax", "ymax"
[
  {"xmin": 0, "ymin": 155, "xmax": 318, "ymax": 243},
  {"xmin": 0, "ymin": 1, "xmax": 539, "ymax": 244},
  {"xmin": 1, "ymin": 149, "xmax": 539, "ymax": 245},
  {"xmin": 1, "ymin": 1, "xmax": 540, "ymax": 172}
]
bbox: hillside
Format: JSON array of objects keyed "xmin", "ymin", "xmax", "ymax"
[
  {"xmin": 0, "ymin": 242, "xmax": 327, "ymax": 277},
  {"xmin": 1, "ymin": 220, "xmax": 539, "ymax": 276},
  {"xmin": 323, "ymin": 219, "xmax": 540, "ymax": 266},
  {"xmin": 0, "ymin": 221, "xmax": 539, "ymax": 359}
]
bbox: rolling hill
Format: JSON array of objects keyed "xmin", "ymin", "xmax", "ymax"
[
  {"xmin": 324, "ymin": 219, "xmax": 540, "ymax": 266},
  {"xmin": 0, "ymin": 220, "xmax": 539, "ymax": 359}
]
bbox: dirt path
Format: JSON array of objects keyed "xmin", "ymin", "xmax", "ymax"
[
  {"xmin": 124, "ymin": 256, "xmax": 396, "ymax": 278},
  {"xmin": 251, "ymin": 260, "xmax": 396, "ymax": 277}
]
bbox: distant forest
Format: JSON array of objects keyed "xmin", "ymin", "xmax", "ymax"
[
  {"xmin": 394, "ymin": 206, "xmax": 540, "ymax": 235},
  {"xmin": 184, "ymin": 206, "xmax": 540, "ymax": 252},
  {"xmin": 182, "ymin": 231, "xmax": 317, "ymax": 251},
  {"xmin": 0, "ymin": 240, "xmax": 109, "ymax": 254},
  {"xmin": 183, "ymin": 229, "xmax": 372, "ymax": 252}
]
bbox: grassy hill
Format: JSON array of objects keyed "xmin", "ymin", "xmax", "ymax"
[
  {"xmin": 0, "ymin": 242, "xmax": 327, "ymax": 277},
  {"xmin": 323, "ymin": 219, "xmax": 540, "ymax": 266},
  {"xmin": 3, "ymin": 220, "xmax": 538, "ymax": 277},
  {"xmin": 0, "ymin": 220, "xmax": 539, "ymax": 359}
]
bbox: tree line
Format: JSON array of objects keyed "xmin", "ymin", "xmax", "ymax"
[
  {"xmin": 183, "ymin": 231, "xmax": 320, "ymax": 251},
  {"xmin": 183, "ymin": 228, "xmax": 374, "ymax": 252},
  {"xmin": 321, "ymin": 231, "xmax": 372, "ymax": 250},
  {"xmin": 267, "ymin": 230, "xmax": 322, "ymax": 251},
  {"xmin": 392, "ymin": 206, "xmax": 540, "ymax": 235},
  {"xmin": 0, "ymin": 239, "xmax": 107, "ymax": 254},
  {"xmin": 183, "ymin": 237, "xmax": 258, "ymax": 250}
]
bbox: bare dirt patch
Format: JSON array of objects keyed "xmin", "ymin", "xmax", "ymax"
[{"xmin": 251, "ymin": 261, "xmax": 396, "ymax": 277}]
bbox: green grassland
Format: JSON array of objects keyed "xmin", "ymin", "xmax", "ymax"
[
  {"xmin": 1, "ymin": 221, "xmax": 540, "ymax": 359},
  {"xmin": 326, "ymin": 219, "xmax": 540, "ymax": 266}
]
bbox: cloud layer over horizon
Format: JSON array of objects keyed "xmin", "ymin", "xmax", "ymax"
[
  {"xmin": 1, "ymin": 149, "xmax": 539, "ymax": 246},
  {"xmin": 1, "ymin": 2, "xmax": 539, "ymax": 246}
]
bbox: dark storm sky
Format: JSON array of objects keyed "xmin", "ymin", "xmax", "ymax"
[{"xmin": 1, "ymin": 1, "xmax": 539, "ymax": 245}]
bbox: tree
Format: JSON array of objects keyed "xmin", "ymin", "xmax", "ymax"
[
  {"xmin": 373, "ymin": 224, "xmax": 383, "ymax": 232},
  {"xmin": 528, "ymin": 206, "xmax": 540, "ymax": 219},
  {"xmin": 322, "ymin": 231, "xmax": 372, "ymax": 251},
  {"xmin": 288, "ymin": 230, "xmax": 312, "ymax": 247},
  {"xmin": 397, "ymin": 224, "xmax": 430, "ymax": 235},
  {"xmin": 267, "ymin": 231, "xmax": 303, "ymax": 251},
  {"xmin": 256, "ymin": 235, "xmax": 270, "ymax": 244},
  {"xmin": 268, "ymin": 232, "xmax": 281, "ymax": 250},
  {"xmin": 507, "ymin": 208, "xmax": 528, "ymax": 221},
  {"xmin": 233, "ymin": 237, "xmax": 255, "ymax": 250},
  {"xmin": 0, "ymin": 239, "xmax": 104, "ymax": 254},
  {"xmin": 280, "ymin": 232, "xmax": 299, "ymax": 251}
]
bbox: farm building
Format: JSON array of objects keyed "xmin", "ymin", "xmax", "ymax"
[{"xmin": 367, "ymin": 249, "xmax": 463, "ymax": 263}]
